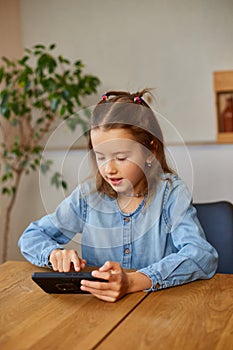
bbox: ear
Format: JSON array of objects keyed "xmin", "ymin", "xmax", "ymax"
[{"xmin": 146, "ymin": 140, "xmax": 158, "ymax": 162}]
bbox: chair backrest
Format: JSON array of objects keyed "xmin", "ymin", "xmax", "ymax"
[{"xmin": 193, "ymin": 201, "xmax": 233, "ymax": 274}]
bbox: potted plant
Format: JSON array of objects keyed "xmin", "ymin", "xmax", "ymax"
[{"xmin": 0, "ymin": 43, "xmax": 101, "ymax": 262}]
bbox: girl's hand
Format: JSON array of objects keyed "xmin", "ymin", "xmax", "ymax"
[
  {"xmin": 49, "ymin": 249, "xmax": 86, "ymax": 272},
  {"xmin": 80, "ymin": 261, "xmax": 130, "ymax": 302}
]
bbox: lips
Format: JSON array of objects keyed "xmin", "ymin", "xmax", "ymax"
[{"xmin": 108, "ymin": 178, "xmax": 123, "ymax": 186}]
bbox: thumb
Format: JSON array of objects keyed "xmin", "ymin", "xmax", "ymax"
[
  {"xmin": 99, "ymin": 261, "xmax": 121, "ymax": 273},
  {"xmin": 99, "ymin": 261, "xmax": 112, "ymax": 272}
]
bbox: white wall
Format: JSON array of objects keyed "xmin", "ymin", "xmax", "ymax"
[
  {"xmin": 19, "ymin": 0, "xmax": 233, "ymax": 142},
  {"xmin": 1, "ymin": 0, "xmax": 233, "ymax": 261}
]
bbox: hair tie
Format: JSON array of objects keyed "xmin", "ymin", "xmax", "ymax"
[
  {"xmin": 102, "ymin": 94, "xmax": 108, "ymax": 101},
  {"xmin": 133, "ymin": 96, "xmax": 142, "ymax": 103}
]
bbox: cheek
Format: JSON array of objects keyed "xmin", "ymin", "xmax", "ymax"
[
  {"xmin": 124, "ymin": 162, "xmax": 145, "ymax": 178},
  {"xmin": 128, "ymin": 155, "xmax": 146, "ymax": 171},
  {"xmin": 97, "ymin": 164, "xmax": 105, "ymax": 175}
]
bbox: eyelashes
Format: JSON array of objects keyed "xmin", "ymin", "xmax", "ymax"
[{"xmin": 96, "ymin": 156, "xmax": 127, "ymax": 162}]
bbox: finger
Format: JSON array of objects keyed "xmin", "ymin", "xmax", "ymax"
[
  {"xmin": 91, "ymin": 270, "xmax": 112, "ymax": 281},
  {"xmin": 80, "ymin": 285, "xmax": 120, "ymax": 302},
  {"xmin": 99, "ymin": 261, "xmax": 122, "ymax": 274},
  {"xmin": 51, "ymin": 260, "xmax": 58, "ymax": 271},
  {"xmin": 81, "ymin": 280, "xmax": 111, "ymax": 290},
  {"xmin": 50, "ymin": 256, "xmax": 58, "ymax": 271},
  {"xmin": 99, "ymin": 261, "xmax": 112, "ymax": 272},
  {"xmin": 49, "ymin": 250, "xmax": 60, "ymax": 271},
  {"xmin": 63, "ymin": 257, "xmax": 72, "ymax": 272},
  {"xmin": 58, "ymin": 256, "xmax": 65, "ymax": 272},
  {"xmin": 71, "ymin": 253, "xmax": 81, "ymax": 272},
  {"xmin": 80, "ymin": 259, "xmax": 87, "ymax": 269},
  {"xmin": 52, "ymin": 250, "xmax": 64, "ymax": 272},
  {"xmin": 80, "ymin": 283, "xmax": 118, "ymax": 295}
]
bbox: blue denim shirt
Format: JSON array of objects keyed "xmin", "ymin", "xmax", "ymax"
[{"xmin": 18, "ymin": 174, "xmax": 218, "ymax": 291}]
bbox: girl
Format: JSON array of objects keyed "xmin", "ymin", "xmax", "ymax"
[{"xmin": 18, "ymin": 89, "xmax": 218, "ymax": 302}]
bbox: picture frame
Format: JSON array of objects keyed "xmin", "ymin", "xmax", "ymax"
[
  {"xmin": 216, "ymin": 91, "xmax": 233, "ymax": 133},
  {"xmin": 214, "ymin": 71, "xmax": 233, "ymax": 143}
]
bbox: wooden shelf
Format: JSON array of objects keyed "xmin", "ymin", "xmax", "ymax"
[{"xmin": 217, "ymin": 132, "xmax": 233, "ymax": 143}]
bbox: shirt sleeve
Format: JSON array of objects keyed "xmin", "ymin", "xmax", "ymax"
[
  {"xmin": 138, "ymin": 177, "xmax": 219, "ymax": 291},
  {"xmin": 18, "ymin": 185, "xmax": 86, "ymax": 267}
]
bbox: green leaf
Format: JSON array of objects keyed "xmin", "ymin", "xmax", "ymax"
[
  {"xmin": 60, "ymin": 105, "xmax": 66, "ymax": 116},
  {"xmin": 2, "ymin": 56, "xmax": 14, "ymax": 67},
  {"xmin": 18, "ymin": 56, "xmax": 30, "ymax": 66},
  {"xmin": 41, "ymin": 77, "xmax": 57, "ymax": 92},
  {"xmin": 19, "ymin": 160, "xmax": 29, "ymax": 169},
  {"xmin": 1, "ymin": 172, "xmax": 13, "ymax": 182},
  {"xmin": 51, "ymin": 172, "xmax": 67, "ymax": 190},
  {"xmin": 5, "ymin": 164, "xmax": 11, "ymax": 173},
  {"xmin": 38, "ymin": 54, "xmax": 57, "ymax": 74},
  {"xmin": 36, "ymin": 117, "xmax": 44, "ymax": 124},
  {"xmin": 49, "ymin": 43, "xmax": 56, "ymax": 50},
  {"xmin": 32, "ymin": 146, "xmax": 43, "ymax": 154},
  {"xmin": 1, "ymin": 107, "xmax": 10, "ymax": 119},
  {"xmin": 2, "ymin": 187, "xmax": 11, "ymax": 195},
  {"xmin": 34, "ymin": 131, "xmax": 40, "ymax": 139},
  {"xmin": 61, "ymin": 180, "xmax": 67, "ymax": 190},
  {"xmin": 50, "ymin": 97, "xmax": 60, "ymax": 112},
  {"xmin": 51, "ymin": 172, "xmax": 61, "ymax": 188},
  {"xmin": 30, "ymin": 164, "xmax": 37, "ymax": 171},
  {"xmin": 40, "ymin": 160, "xmax": 53, "ymax": 174},
  {"xmin": 66, "ymin": 113, "xmax": 80, "ymax": 131},
  {"xmin": 34, "ymin": 44, "xmax": 46, "ymax": 50},
  {"xmin": 74, "ymin": 60, "xmax": 84, "ymax": 68},
  {"xmin": 34, "ymin": 158, "xmax": 40, "ymax": 166},
  {"xmin": 0, "ymin": 67, "xmax": 4, "ymax": 83},
  {"xmin": 25, "ymin": 48, "xmax": 32, "ymax": 54},
  {"xmin": 58, "ymin": 55, "xmax": 70, "ymax": 65},
  {"xmin": 34, "ymin": 50, "xmax": 43, "ymax": 56},
  {"xmin": 62, "ymin": 90, "xmax": 70, "ymax": 101}
]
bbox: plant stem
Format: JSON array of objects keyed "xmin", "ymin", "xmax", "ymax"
[{"xmin": 2, "ymin": 171, "xmax": 22, "ymax": 262}]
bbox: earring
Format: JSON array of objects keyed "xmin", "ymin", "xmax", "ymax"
[{"xmin": 146, "ymin": 161, "xmax": 152, "ymax": 168}]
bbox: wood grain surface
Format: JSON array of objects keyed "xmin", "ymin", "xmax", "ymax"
[
  {"xmin": 0, "ymin": 261, "xmax": 147, "ymax": 350},
  {"xmin": 97, "ymin": 274, "xmax": 233, "ymax": 350}
]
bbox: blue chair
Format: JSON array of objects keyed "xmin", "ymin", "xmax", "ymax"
[{"xmin": 193, "ymin": 201, "xmax": 233, "ymax": 274}]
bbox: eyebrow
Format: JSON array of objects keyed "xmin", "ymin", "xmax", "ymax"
[{"xmin": 94, "ymin": 150, "xmax": 131, "ymax": 155}]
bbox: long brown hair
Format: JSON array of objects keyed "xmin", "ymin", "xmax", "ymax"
[{"xmin": 88, "ymin": 89, "xmax": 174, "ymax": 198}]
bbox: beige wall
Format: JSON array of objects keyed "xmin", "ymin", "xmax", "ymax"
[
  {"xmin": 20, "ymin": 0, "xmax": 233, "ymax": 143},
  {"xmin": 0, "ymin": 0, "xmax": 22, "ymax": 58},
  {"xmin": 0, "ymin": 0, "xmax": 23, "ymax": 262}
]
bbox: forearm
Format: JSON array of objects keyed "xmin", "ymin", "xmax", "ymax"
[
  {"xmin": 127, "ymin": 271, "xmax": 152, "ymax": 293},
  {"xmin": 18, "ymin": 220, "xmax": 68, "ymax": 267},
  {"xmin": 138, "ymin": 249, "xmax": 218, "ymax": 292}
]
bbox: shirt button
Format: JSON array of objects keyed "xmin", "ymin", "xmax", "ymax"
[
  {"xmin": 125, "ymin": 248, "xmax": 130, "ymax": 254},
  {"xmin": 125, "ymin": 217, "xmax": 130, "ymax": 222}
]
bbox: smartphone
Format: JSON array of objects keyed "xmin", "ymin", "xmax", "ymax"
[{"xmin": 32, "ymin": 271, "xmax": 105, "ymax": 294}]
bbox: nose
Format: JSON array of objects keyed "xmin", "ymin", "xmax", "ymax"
[{"xmin": 104, "ymin": 159, "xmax": 117, "ymax": 174}]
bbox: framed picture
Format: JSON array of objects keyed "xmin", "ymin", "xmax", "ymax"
[
  {"xmin": 216, "ymin": 91, "xmax": 233, "ymax": 133},
  {"xmin": 214, "ymin": 71, "xmax": 233, "ymax": 143}
]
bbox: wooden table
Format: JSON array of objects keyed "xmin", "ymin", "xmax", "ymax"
[{"xmin": 0, "ymin": 261, "xmax": 233, "ymax": 350}]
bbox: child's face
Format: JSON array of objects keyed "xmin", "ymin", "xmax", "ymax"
[{"xmin": 91, "ymin": 128, "xmax": 152, "ymax": 195}]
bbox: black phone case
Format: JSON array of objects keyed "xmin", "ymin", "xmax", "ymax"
[{"xmin": 32, "ymin": 271, "xmax": 105, "ymax": 294}]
